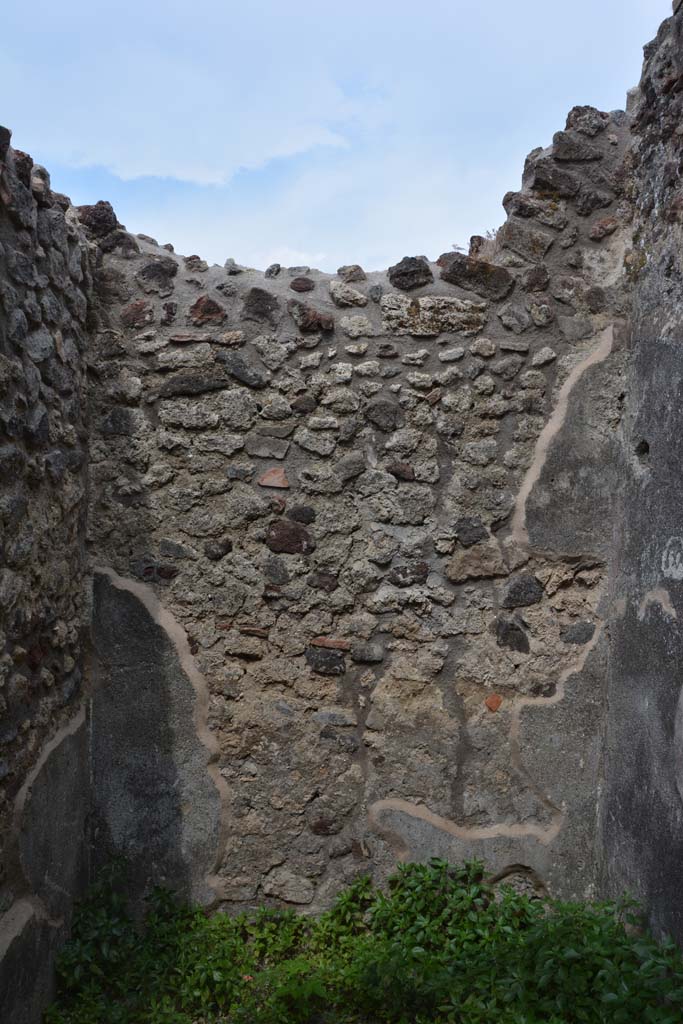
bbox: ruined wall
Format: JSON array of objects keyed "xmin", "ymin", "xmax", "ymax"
[
  {"xmin": 601, "ymin": 1, "xmax": 683, "ymax": 944},
  {"xmin": 4, "ymin": 4, "xmax": 683, "ymax": 1018},
  {"xmin": 0, "ymin": 134, "xmax": 91, "ymax": 1022},
  {"xmin": 83, "ymin": 101, "xmax": 633, "ymax": 911}
]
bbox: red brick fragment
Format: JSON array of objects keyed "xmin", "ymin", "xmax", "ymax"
[
  {"xmin": 311, "ymin": 636, "xmax": 352, "ymax": 651},
  {"xmin": 485, "ymin": 694, "xmax": 503, "ymax": 712},
  {"xmin": 258, "ymin": 468, "xmax": 290, "ymax": 489}
]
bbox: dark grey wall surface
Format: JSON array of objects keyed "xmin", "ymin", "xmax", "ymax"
[{"xmin": 601, "ymin": 4, "xmax": 683, "ymax": 943}]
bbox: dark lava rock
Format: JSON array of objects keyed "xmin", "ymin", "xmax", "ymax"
[
  {"xmin": 243, "ymin": 287, "xmax": 280, "ymax": 324},
  {"xmin": 365, "ymin": 398, "xmax": 404, "ymax": 432},
  {"xmin": 305, "ymin": 646, "xmax": 346, "ymax": 676},
  {"xmin": 565, "ymin": 105, "xmax": 610, "ymax": 137},
  {"xmin": 204, "ymin": 537, "xmax": 233, "ymax": 561},
  {"xmin": 438, "ymin": 252, "xmax": 514, "ymax": 301},
  {"xmin": 350, "ymin": 642, "xmax": 384, "ymax": 663},
  {"xmin": 265, "ymin": 263, "xmax": 281, "ymax": 278},
  {"xmin": 387, "ymin": 256, "xmax": 433, "ymax": 291},
  {"xmin": 290, "ymin": 276, "xmax": 315, "ymax": 293},
  {"xmin": 76, "ymin": 200, "xmax": 119, "ymax": 238},
  {"xmin": 287, "ymin": 299, "xmax": 334, "ymax": 333},
  {"xmin": 530, "ymin": 158, "xmax": 580, "ymax": 198},
  {"xmin": 560, "ymin": 621, "xmax": 596, "ymax": 645},
  {"xmin": 120, "ymin": 300, "xmax": 154, "ymax": 328},
  {"xmin": 501, "ymin": 574, "xmax": 544, "ymax": 608},
  {"xmin": 307, "ymin": 571, "xmax": 338, "ymax": 593},
  {"xmin": 288, "ymin": 504, "xmax": 316, "ymax": 524},
  {"xmin": 156, "ymin": 370, "xmax": 233, "ymax": 398},
  {"xmin": 291, "ymin": 394, "xmax": 318, "ymax": 415},
  {"xmin": 336, "ymin": 452, "xmax": 366, "ymax": 481},
  {"xmin": 496, "ymin": 616, "xmax": 530, "ymax": 653},
  {"xmin": 386, "ymin": 561, "xmax": 429, "ymax": 588},
  {"xmin": 552, "ymin": 131, "xmax": 603, "ymax": 163},
  {"xmin": 337, "ymin": 264, "xmax": 366, "ymax": 282},
  {"xmin": 387, "ymin": 461, "xmax": 415, "ymax": 482},
  {"xmin": 215, "ymin": 350, "xmax": 270, "ymax": 389},
  {"xmin": 454, "ymin": 516, "xmax": 488, "ymax": 548},
  {"xmin": 522, "ymin": 265, "xmax": 550, "ymax": 292},
  {"xmin": 189, "ymin": 295, "xmax": 226, "ymax": 325},
  {"xmin": 264, "ymin": 557, "xmax": 290, "ymax": 585},
  {"xmin": 377, "ymin": 342, "xmax": 398, "ymax": 358},
  {"xmin": 135, "ymin": 256, "xmax": 178, "ymax": 296},
  {"xmin": 0, "ymin": 126, "xmax": 11, "ymax": 160},
  {"xmin": 266, "ymin": 519, "xmax": 316, "ymax": 555}
]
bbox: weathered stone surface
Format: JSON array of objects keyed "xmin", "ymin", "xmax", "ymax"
[
  {"xmin": 381, "ymin": 294, "xmax": 487, "ymax": 336},
  {"xmin": 5, "ymin": 15, "xmax": 683, "ymax": 1006},
  {"xmin": 215, "ymin": 350, "xmax": 270, "ymax": 389},
  {"xmin": 365, "ymin": 398, "xmax": 404, "ymax": 432},
  {"xmin": 305, "ymin": 646, "xmax": 346, "ymax": 675},
  {"xmin": 496, "ymin": 615, "xmax": 530, "ymax": 653},
  {"xmin": 438, "ymin": 252, "xmax": 514, "ymax": 300},
  {"xmin": 189, "ymin": 295, "xmax": 226, "ymax": 325},
  {"xmin": 501, "ymin": 574, "xmax": 544, "ymax": 608},
  {"xmin": 265, "ymin": 520, "xmax": 316, "ymax": 554},
  {"xmin": 446, "ymin": 541, "xmax": 507, "ymax": 582},
  {"xmin": 500, "ymin": 219, "xmax": 555, "ymax": 262},
  {"xmin": 552, "ymin": 131, "xmax": 603, "ymax": 162},
  {"xmin": 337, "ymin": 264, "xmax": 366, "ymax": 282},
  {"xmin": 387, "ymin": 256, "xmax": 433, "ymax": 290},
  {"xmin": 288, "ymin": 299, "xmax": 334, "ymax": 332},
  {"xmin": 135, "ymin": 255, "xmax": 178, "ymax": 295},
  {"xmin": 330, "ymin": 280, "xmax": 367, "ymax": 307},
  {"xmin": 121, "ymin": 299, "xmax": 154, "ymax": 328}
]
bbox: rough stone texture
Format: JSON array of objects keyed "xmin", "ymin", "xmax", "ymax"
[
  {"xmin": 0, "ymin": 133, "xmax": 90, "ymax": 1023},
  {"xmin": 79, "ymin": 90, "xmax": 633, "ymax": 923},
  {"xmin": 4, "ymin": 8, "xmax": 683, "ymax": 1016},
  {"xmin": 600, "ymin": 3, "xmax": 683, "ymax": 946}
]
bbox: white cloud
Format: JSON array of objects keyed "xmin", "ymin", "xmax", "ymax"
[{"xmin": 0, "ymin": 0, "xmax": 672, "ymax": 270}]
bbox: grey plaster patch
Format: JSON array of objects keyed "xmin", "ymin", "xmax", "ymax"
[{"xmin": 91, "ymin": 571, "xmax": 225, "ymax": 906}]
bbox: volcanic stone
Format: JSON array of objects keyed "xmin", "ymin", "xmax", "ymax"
[
  {"xmin": 121, "ymin": 300, "xmax": 154, "ymax": 329},
  {"xmin": 365, "ymin": 398, "xmax": 404, "ymax": 432},
  {"xmin": 496, "ymin": 616, "xmax": 530, "ymax": 653},
  {"xmin": 189, "ymin": 295, "xmax": 226, "ymax": 326},
  {"xmin": 266, "ymin": 520, "xmax": 316, "ymax": 554},
  {"xmin": 288, "ymin": 299, "xmax": 334, "ymax": 333},
  {"xmin": 560, "ymin": 621, "xmax": 596, "ymax": 645},
  {"xmin": 388, "ymin": 256, "xmax": 433, "ymax": 291},
  {"xmin": 438, "ymin": 252, "xmax": 514, "ymax": 301},
  {"xmin": 215, "ymin": 350, "xmax": 270, "ymax": 389},
  {"xmin": 290, "ymin": 277, "xmax": 315, "ymax": 293},
  {"xmin": 386, "ymin": 562, "xmax": 429, "ymax": 587},
  {"xmin": 454, "ymin": 516, "xmax": 488, "ymax": 547},
  {"xmin": 135, "ymin": 256, "xmax": 178, "ymax": 296},
  {"xmin": 501, "ymin": 574, "xmax": 544, "ymax": 608},
  {"xmin": 305, "ymin": 646, "xmax": 346, "ymax": 676}
]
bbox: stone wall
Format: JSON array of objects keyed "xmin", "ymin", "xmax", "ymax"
[
  {"xmin": 2, "ymin": 3, "xmax": 683, "ymax": 1018},
  {"xmin": 601, "ymin": 3, "xmax": 683, "ymax": 944},
  {"xmin": 82, "ymin": 103, "xmax": 632, "ymax": 910},
  {"xmin": 0, "ymin": 134, "xmax": 91, "ymax": 1022}
]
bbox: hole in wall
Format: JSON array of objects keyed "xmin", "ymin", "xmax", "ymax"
[{"xmin": 635, "ymin": 439, "xmax": 650, "ymax": 458}]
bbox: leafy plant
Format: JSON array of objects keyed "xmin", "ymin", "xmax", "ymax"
[{"xmin": 46, "ymin": 859, "xmax": 683, "ymax": 1024}]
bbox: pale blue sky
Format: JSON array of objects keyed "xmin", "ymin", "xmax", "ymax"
[{"xmin": 1, "ymin": 0, "xmax": 671, "ymax": 271}]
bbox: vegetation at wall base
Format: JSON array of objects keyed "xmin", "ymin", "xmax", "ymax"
[{"xmin": 45, "ymin": 859, "xmax": 683, "ymax": 1024}]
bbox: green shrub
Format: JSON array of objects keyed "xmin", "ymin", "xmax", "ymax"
[{"xmin": 45, "ymin": 859, "xmax": 683, "ymax": 1024}]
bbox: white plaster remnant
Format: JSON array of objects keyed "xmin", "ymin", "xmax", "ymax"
[
  {"xmin": 638, "ymin": 587, "xmax": 678, "ymax": 621},
  {"xmin": 661, "ymin": 538, "xmax": 683, "ymax": 581}
]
